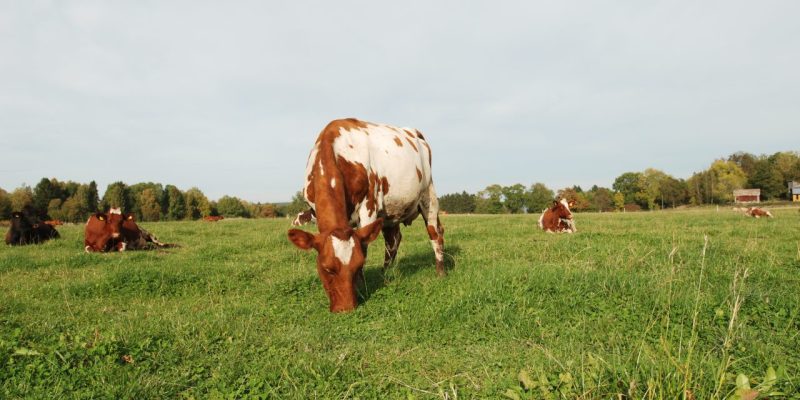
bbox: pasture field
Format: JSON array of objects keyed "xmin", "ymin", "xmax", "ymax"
[{"xmin": 2, "ymin": 208, "xmax": 800, "ymax": 399}]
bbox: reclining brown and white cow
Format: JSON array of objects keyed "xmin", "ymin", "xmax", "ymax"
[
  {"xmin": 538, "ymin": 199, "xmax": 577, "ymax": 233},
  {"xmin": 84, "ymin": 208, "xmax": 170, "ymax": 252},
  {"xmin": 744, "ymin": 207, "xmax": 773, "ymax": 218}
]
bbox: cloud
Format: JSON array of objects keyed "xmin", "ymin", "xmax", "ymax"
[{"xmin": 1, "ymin": 1, "xmax": 799, "ymax": 200}]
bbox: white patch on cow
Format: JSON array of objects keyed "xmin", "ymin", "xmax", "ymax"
[
  {"xmin": 318, "ymin": 160, "xmax": 324, "ymax": 177},
  {"xmin": 331, "ymin": 178, "xmax": 336, "ymax": 188},
  {"xmin": 331, "ymin": 236, "xmax": 355, "ymax": 264},
  {"xmin": 537, "ymin": 212, "xmax": 544, "ymax": 229},
  {"xmin": 431, "ymin": 240, "xmax": 444, "ymax": 262},
  {"xmin": 330, "ymin": 123, "xmax": 433, "ymax": 222},
  {"xmin": 109, "ymin": 207, "xmax": 122, "ymax": 215}
]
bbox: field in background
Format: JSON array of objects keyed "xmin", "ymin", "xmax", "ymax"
[{"xmin": 1, "ymin": 208, "xmax": 799, "ymax": 398}]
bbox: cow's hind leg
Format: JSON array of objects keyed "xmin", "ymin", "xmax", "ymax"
[
  {"xmin": 420, "ymin": 184, "xmax": 446, "ymax": 276},
  {"xmin": 382, "ymin": 225, "xmax": 402, "ymax": 269}
]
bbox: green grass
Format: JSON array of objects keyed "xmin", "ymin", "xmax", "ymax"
[{"xmin": 2, "ymin": 209, "xmax": 799, "ymax": 398}]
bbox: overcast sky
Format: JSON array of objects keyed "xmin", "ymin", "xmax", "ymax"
[{"xmin": 1, "ymin": 1, "xmax": 799, "ymax": 202}]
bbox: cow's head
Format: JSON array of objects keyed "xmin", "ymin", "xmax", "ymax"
[
  {"xmin": 551, "ymin": 199, "xmax": 574, "ymax": 220},
  {"xmin": 10, "ymin": 212, "xmax": 33, "ymax": 232},
  {"xmin": 287, "ymin": 219, "xmax": 383, "ymax": 312},
  {"xmin": 92, "ymin": 212, "xmax": 124, "ymax": 238}
]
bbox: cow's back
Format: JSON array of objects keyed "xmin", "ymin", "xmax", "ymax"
[{"xmin": 304, "ymin": 119, "xmax": 434, "ymax": 225}]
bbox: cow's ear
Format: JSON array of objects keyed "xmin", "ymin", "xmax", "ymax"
[
  {"xmin": 288, "ymin": 229, "xmax": 317, "ymax": 251},
  {"xmin": 553, "ymin": 200, "xmax": 559, "ymax": 206},
  {"xmin": 95, "ymin": 213, "xmax": 106, "ymax": 221},
  {"xmin": 355, "ymin": 219, "xmax": 383, "ymax": 245},
  {"xmin": 126, "ymin": 214, "xmax": 134, "ymax": 221},
  {"xmin": 12, "ymin": 212, "xmax": 20, "ymax": 218}
]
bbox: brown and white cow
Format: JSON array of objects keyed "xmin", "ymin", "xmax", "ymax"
[
  {"xmin": 292, "ymin": 209, "xmax": 316, "ymax": 226},
  {"xmin": 121, "ymin": 213, "xmax": 170, "ymax": 249},
  {"xmin": 203, "ymin": 215, "xmax": 224, "ymax": 222},
  {"xmin": 538, "ymin": 199, "xmax": 576, "ymax": 233},
  {"xmin": 745, "ymin": 207, "xmax": 773, "ymax": 218},
  {"xmin": 84, "ymin": 209, "xmax": 126, "ymax": 252},
  {"xmin": 287, "ymin": 118, "xmax": 445, "ymax": 313}
]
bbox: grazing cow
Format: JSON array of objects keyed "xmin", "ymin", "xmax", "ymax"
[
  {"xmin": 538, "ymin": 199, "xmax": 576, "ymax": 233},
  {"xmin": 203, "ymin": 216, "xmax": 224, "ymax": 222},
  {"xmin": 292, "ymin": 209, "xmax": 316, "ymax": 226},
  {"xmin": 84, "ymin": 209, "xmax": 126, "ymax": 252},
  {"xmin": 288, "ymin": 118, "xmax": 445, "ymax": 313},
  {"xmin": 121, "ymin": 213, "xmax": 170, "ymax": 249},
  {"xmin": 5, "ymin": 211, "xmax": 60, "ymax": 245},
  {"xmin": 745, "ymin": 207, "xmax": 773, "ymax": 218}
]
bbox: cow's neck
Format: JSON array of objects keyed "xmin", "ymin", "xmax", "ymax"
[{"xmin": 312, "ymin": 143, "xmax": 351, "ymax": 233}]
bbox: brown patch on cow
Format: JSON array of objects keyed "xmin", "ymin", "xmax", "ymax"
[
  {"xmin": 393, "ymin": 137, "xmax": 403, "ymax": 146},
  {"xmin": 335, "ymin": 156, "xmax": 369, "ymax": 220},
  {"xmin": 348, "ymin": 144, "xmax": 354, "ymax": 149},
  {"xmin": 426, "ymin": 224, "xmax": 439, "ymax": 241},
  {"xmin": 404, "ymin": 137, "xmax": 418, "ymax": 152},
  {"xmin": 366, "ymin": 171, "xmax": 379, "ymax": 217},
  {"xmin": 403, "ymin": 129, "xmax": 415, "ymax": 138},
  {"xmin": 416, "ymin": 130, "xmax": 425, "ymax": 140},
  {"xmin": 380, "ymin": 176, "xmax": 390, "ymax": 195},
  {"xmin": 416, "ymin": 168, "xmax": 423, "ymax": 181}
]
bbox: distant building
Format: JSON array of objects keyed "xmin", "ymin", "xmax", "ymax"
[
  {"xmin": 733, "ymin": 189, "xmax": 761, "ymax": 203},
  {"xmin": 789, "ymin": 181, "xmax": 800, "ymax": 202}
]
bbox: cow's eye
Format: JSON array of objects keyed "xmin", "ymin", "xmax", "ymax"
[{"xmin": 321, "ymin": 265, "xmax": 337, "ymax": 275}]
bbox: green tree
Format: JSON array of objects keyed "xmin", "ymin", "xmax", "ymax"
[
  {"xmin": 286, "ymin": 191, "xmax": 308, "ymax": 215},
  {"xmin": 101, "ymin": 182, "xmax": 132, "ymax": 212},
  {"xmin": 439, "ymin": 191, "xmax": 476, "ymax": 213},
  {"xmin": 613, "ymin": 191, "xmax": 625, "ymax": 211},
  {"xmin": 526, "ymin": 183, "xmax": 554, "ymax": 213},
  {"xmin": 709, "ymin": 160, "xmax": 747, "ymax": 203},
  {"xmin": 475, "ymin": 184, "xmax": 504, "ymax": 214},
  {"xmin": 138, "ymin": 188, "xmax": 162, "ymax": 221},
  {"xmin": 86, "ymin": 181, "xmax": 99, "ymax": 212},
  {"xmin": 33, "ymin": 178, "xmax": 63, "ymax": 215},
  {"xmin": 217, "ymin": 196, "xmax": 250, "ymax": 218},
  {"xmin": 612, "ymin": 172, "xmax": 643, "ymax": 204},
  {"xmin": 589, "ymin": 187, "xmax": 614, "ymax": 212},
  {"xmin": 501, "ymin": 184, "xmax": 527, "ymax": 214},
  {"xmin": 660, "ymin": 176, "xmax": 688, "ymax": 208},
  {"xmin": 748, "ymin": 158, "xmax": 785, "ymax": 200},
  {"xmin": 10, "ymin": 185, "xmax": 34, "ymax": 212},
  {"xmin": 47, "ymin": 198, "xmax": 64, "ymax": 220},
  {"xmin": 164, "ymin": 185, "xmax": 187, "ymax": 220},
  {"xmin": 636, "ymin": 168, "xmax": 669, "ymax": 210},
  {"xmin": 0, "ymin": 188, "xmax": 11, "ymax": 219},
  {"xmin": 184, "ymin": 187, "xmax": 211, "ymax": 220}
]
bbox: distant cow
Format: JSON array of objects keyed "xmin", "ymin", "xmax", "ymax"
[
  {"xmin": 121, "ymin": 213, "xmax": 170, "ymax": 249},
  {"xmin": 84, "ymin": 209, "xmax": 126, "ymax": 252},
  {"xmin": 288, "ymin": 118, "xmax": 445, "ymax": 313},
  {"xmin": 292, "ymin": 209, "xmax": 316, "ymax": 226},
  {"xmin": 5, "ymin": 211, "xmax": 60, "ymax": 245},
  {"xmin": 203, "ymin": 216, "xmax": 224, "ymax": 222},
  {"xmin": 745, "ymin": 207, "xmax": 773, "ymax": 218},
  {"xmin": 44, "ymin": 220, "xmax": 64, "ymax": 226},
  {"xmin": 538, "ymin": 199, "xmax": 576, "ymax": 233}
]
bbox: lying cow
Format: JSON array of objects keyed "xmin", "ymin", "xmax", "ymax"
[
  {"xmin": 745, "ymin": 207, "xmax": 773, "ymax": 218},
  {"xmin": 44, "ymin": 219, "xmax": 64, "ymax": 226},
  {"xmin": 291, "ymin": 209, "xmax": 316, "ymax": 226},
  {"xmin": 538, "ymin": 199, "xmax": 576, "ymax": 233},
  {"xmin": 85, "ymin": 208, "xmax": 171, "ymax": 252},
  {"xmin": 121, "ymin": 212, "xmax": 170, "ymax": 249},
  {"xmin": 84, "ymin": 210, "xmax": 126, "ymax": 252},
  {"xmin": 5, "ymin": 211, "xmax": 60, "ymax": 245},
  {"xmin": 203, "ymin": 216, "xmax": 224, "ymax": 222}
]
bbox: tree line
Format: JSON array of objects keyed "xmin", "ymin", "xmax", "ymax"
[
  {"xmin": 439, "ymin": 151, "xmax": 800, "ymax": 214},
  {"xmin": 0, "ymin": 179, "xmax": 306, "ymax": 223}
]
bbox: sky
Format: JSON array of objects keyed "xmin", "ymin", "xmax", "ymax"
[{"xmin": 1, "ymin": 1, "xmax": 799, "ymax": 202}]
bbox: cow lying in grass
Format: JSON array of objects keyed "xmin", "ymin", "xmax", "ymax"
[
  {"xmin": 5, "ymin": 211, "xmax": 60, "ymax": 245},
  {"xmin": 292, "ymin": 209, "xmax": 316, "ymax": 226},
  {"xmin": 538, "ymin": 199, "xmax": 576, "ymax": 233},
  {"xmin": 84, "ymin": 208, "xmax": 171, "ymax": 252},
  {"xmin": 745, "ymin": 207, "xmax": 773, "ymax": 218}
]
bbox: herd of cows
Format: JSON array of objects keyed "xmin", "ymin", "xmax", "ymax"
[{"xmin": 2, "ymin": 118, "xmax": 784, "ymax": 312}]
